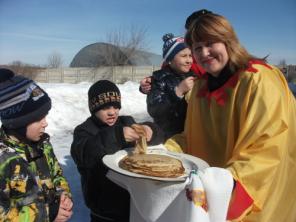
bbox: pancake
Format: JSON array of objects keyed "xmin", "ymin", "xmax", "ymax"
[
  {"xmin": 131, "ymin": 124, "xmax": 147, "ymax": 154},
  {"xmin": 119, "ymin": 153, "xmax": 185, "ymax": 178}
]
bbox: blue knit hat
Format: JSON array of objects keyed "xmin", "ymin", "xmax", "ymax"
[
  {"xmin": 162, "ymin": 33, "xmax": 186, "ymax": 62},
  {"xmin": 0, "ymin": 68, "xmax": 51, "ymax": 129}
]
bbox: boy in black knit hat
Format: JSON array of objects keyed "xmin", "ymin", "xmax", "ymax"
[
  {"xmin": 0, "ymin": 68, "xmax": 73, "ymax": 221},
  {"xmin": 71, "ymin": 80, "xmax": 164, "ymax": 222}
]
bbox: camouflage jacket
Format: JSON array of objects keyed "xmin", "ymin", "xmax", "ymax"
[{"xmin": 0, "ymin": 128, "xmax": 71, "ymax": 222}]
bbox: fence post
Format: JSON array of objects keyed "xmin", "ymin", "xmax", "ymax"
[
  {"xmin": 76, "ymin": 69, "xmax": 79, "ymax": 83},
  {"xmin": 131, "ymin": 66, "xmax": 134, "ymax": 81},
  {"xmin": 61, "ymin": 68, "xmax": 64, "ymax": 83},
  {"xmin": 112, "ymin": 66, "xmax": 115, "ymax": 82},
  {"xmin": 46, "ymin": 70, "xmax": 49, "ymax": 83},
  {"xmin": 93, "ymin": 68, "xmax": 96, "ymax": 83}
]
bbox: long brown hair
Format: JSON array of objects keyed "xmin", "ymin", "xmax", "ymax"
[{"xmin": 185, "ymin": 12, "xmax": 262, "ymax": 73}]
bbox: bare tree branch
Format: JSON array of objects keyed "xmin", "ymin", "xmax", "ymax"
[
  {"xmin": 48, "ymin": 51, "xmax": 63, "ymax": 68},
  {"xmin": 0, "ymin": 61, "xmax": 44, "ymax": 79},
  {"xmin": 101, "ymin": 25, "xmax": 150, "ymax": 66}
]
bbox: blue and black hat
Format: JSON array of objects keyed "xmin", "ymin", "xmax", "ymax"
[
  {"xmin": 0, "ymin": 68, "xmax": 51, "ymax": 129},
  {"xmin": 162, "ymin": 33, "xmax": 187, "ymax": 62}
]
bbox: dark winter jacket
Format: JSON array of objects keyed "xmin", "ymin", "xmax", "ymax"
[
  {"xmin": 70, "ymin": 115, "xmax": 164, "ymax": 222},
  {"xmin": 147, "ymin": 67, "xmax": 195, "ymax": 139},
  {"xmin": 0, "ymin": 128, "xmax": 71, "ymax": 222}
]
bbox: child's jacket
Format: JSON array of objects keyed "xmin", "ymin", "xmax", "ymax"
[
  {"xmin": 71, "ymin": 115, "xmax": 163, "ymax": 222},
  {"xmin": 0, "ymin": 128, "xmax": 71, "ymax": 222}
]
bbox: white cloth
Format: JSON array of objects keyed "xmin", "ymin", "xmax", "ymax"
[
  {"xmin": 107, "ymin": 166, "xmax": 233, "ymax": 222},
  {"xmin": 199, "ymin": 168, "xmax": 234, "ymax": 222},
  {"xmin": 108, "ymin": 172, "xmax": 186, "ymax": 222}
]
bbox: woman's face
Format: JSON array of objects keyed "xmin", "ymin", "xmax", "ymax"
[
  {"xmin": 169, "ymin": 48, "xmax": 193, "ymax": 74},
  {"xmin": 26, "ymin": 116, "xmax": 48, "ymax": 142},
  {"xmin": 192, "ymin": 42, "xmax": 229, "ymax": 76}
]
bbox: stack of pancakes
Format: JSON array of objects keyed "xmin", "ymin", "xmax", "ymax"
[
  {"xmin": 119, "ymin": 153, "xmax": 185, "ymax": 178},
  {"xmin": 119, "ymin": 124, "xmax": 185, "ymax": 178}
]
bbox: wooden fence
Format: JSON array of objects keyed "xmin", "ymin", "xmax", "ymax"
[{"xmin": 34, "ymin": 66, "xmax": 161, "ymax": 83}]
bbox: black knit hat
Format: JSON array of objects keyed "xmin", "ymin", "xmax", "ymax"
[
  {"xmin": 185, "ymin": 9, "xmax": 213, "ymax": 30},
  {"xmin": 88, "ymin": 80, "xmax": 121, "ymax": 114},
  {"xmin": 0, "ymin": 68, "xmax": 51, "ymax": 129}
]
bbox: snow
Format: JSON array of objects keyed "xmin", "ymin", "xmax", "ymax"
[{"xmin": 39, "ymin": 81, "xmax": 152, "ymax": 221}]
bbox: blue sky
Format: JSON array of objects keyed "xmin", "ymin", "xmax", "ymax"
[{"xmin": 0, "ymin": 0, "xmax": 295, "ymax": 67}]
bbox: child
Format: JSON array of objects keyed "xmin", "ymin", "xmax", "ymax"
[
  {"xmin": 0, "ymin": 68, "xmax": 73, "ymax": 222},
  {"xmin": 70, "ymin": 80, "xmax": 163, "ymax": 222},
  {"xmin": 146, "ymin": 33, "xmax": 196, "ymax": 140}
]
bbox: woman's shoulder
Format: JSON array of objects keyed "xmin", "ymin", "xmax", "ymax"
[
  {"xmin": 238, "ymin": 60, "xmax": 288, "ymax": 95},
  {"xmin": 239, "ymin": 60, "xmax": 280, "ymax": 82}
]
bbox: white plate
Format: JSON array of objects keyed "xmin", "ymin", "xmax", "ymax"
[{"xmin": 102, "ymin": 144, "xmax": 209, "ymax": 182}]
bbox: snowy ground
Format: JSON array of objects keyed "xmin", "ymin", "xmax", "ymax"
[{"xmin": 40, "ymin": 81, "xmax": 151, "ymax": 221}]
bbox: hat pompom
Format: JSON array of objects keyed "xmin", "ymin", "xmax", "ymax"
[
  {"xmin": 0, "ymin": 68, "xmax": 15, "ymax": 82},
  {"xmin": 162, "ymin": 33, "xmax": 174, "ymax": 42}
]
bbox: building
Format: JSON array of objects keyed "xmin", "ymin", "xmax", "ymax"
[{"xmin": 70, "ymin": 42, "xmax": 162, "ymax": 67}]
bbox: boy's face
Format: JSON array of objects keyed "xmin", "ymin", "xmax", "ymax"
[
  {"xmin": 95, "ymin": 106, "xmax": 120, "ymax": 126},
  {"xmin": 170, "ymin": 48, "xmax": 193, "ymax": 74},
  {"xmin": 26, "ymin": 116, "xmax": 48, "ymax": 141}
]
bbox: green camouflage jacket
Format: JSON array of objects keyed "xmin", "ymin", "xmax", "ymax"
[{"xmin": 0, "ymin": 128, "xmax": 71, "ymax": 222}]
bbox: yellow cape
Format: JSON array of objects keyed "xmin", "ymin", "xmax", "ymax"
[{"xmin": 165, "ymin": 63, "xmax": 296, "ymax": 221}]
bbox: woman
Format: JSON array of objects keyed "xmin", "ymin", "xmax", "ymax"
[
  {"xmin": 146, "ymin": 33, "xmax": 195, "ymax": 140},
  {"xmin": 166, "ymin": 10, "xmax": 296, "ymax": 221}
]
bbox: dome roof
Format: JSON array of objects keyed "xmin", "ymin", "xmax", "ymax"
[
  {"xmin": 70, "ymin": 42, "xmax": 128, "ymax": 67},
  {"xmin": 70, "ymin": 42, "xmax": 161, "ymax": 67}
]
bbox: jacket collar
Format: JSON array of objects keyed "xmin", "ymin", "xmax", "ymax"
[
  {"xmin": 153, "ymin": 66, "xmax": 195, "ymax": 81},
  {"xmin": 0, "ymin": 127, "xmax": 49, "ymax": 154}
]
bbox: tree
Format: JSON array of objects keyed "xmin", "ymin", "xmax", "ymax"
[
  {"xmin": 2, "ymin": 61, "xmax": 43, "ymax": 79},
  {"xmin": 101, "ymin": 25, "xmax": 150, "ymax": 66},
  {"xmin": 278, "ymin": 59, "xmax": 288, "ymax": 79},
  {"xmin": 278, "ymin": 59, "xmax": 287, "ymax": 68},
  {"xmin": 47, "ymin": 51, "xmax": 63, "ymax": 68}
]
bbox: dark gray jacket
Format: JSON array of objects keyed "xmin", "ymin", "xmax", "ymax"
[
  {"xmin": 147, "ymin": 67, "xmax": 195, "ymax": 139},
  {"xmin": 70, "ymin": 115, "xmax": 164, "ymax": 222}
]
